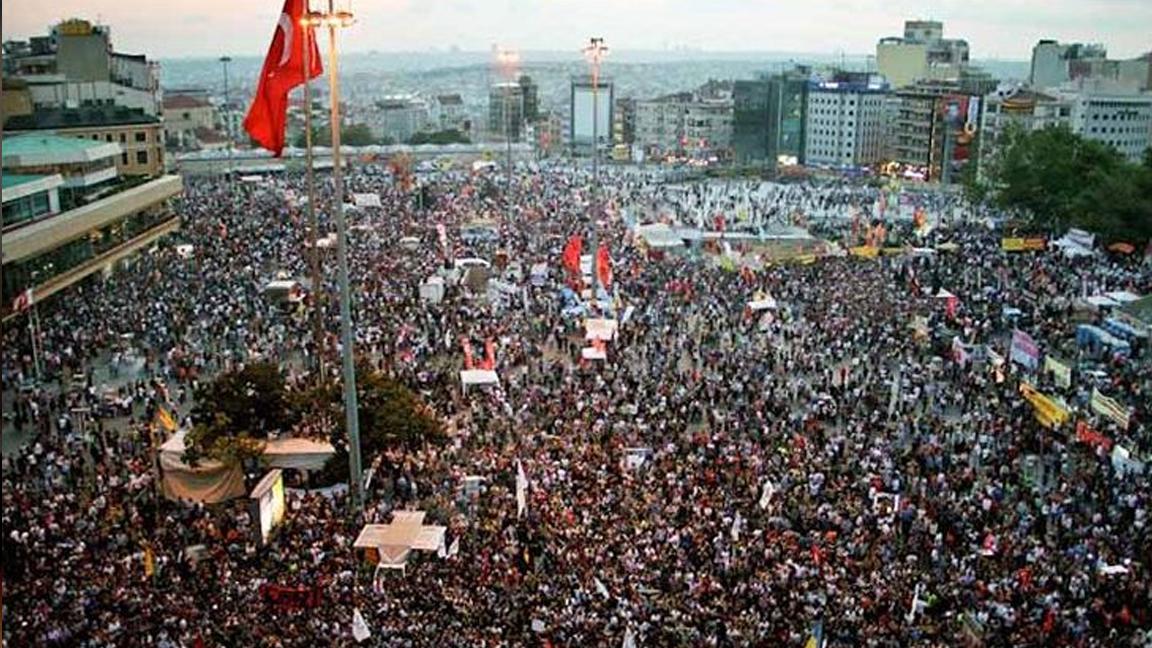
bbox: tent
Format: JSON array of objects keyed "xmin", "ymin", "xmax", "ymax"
[
  {"xmin": 354, "ymin": 510, "xmax": 447, "ymax": 572},
  {"xmin": 159, "ymin": 431, "xmax": 247, "ymax": 504},
  {"xmin": 419, "ymin": 276, "xmax": 446, "ymax": 304},
  {"xmin": 262, "ymin": 438, "xmax": 336, "ymax": 471},
  {"xmin": 585, "ymin": 318, "xmax": 619, "ymax": 342},
  {"xmin": 460, "ymin": 369, "xmax": 499, "ymax": 394}
]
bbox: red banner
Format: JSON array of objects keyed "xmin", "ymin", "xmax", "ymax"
[
  {"xmin": 1075, "ymin": 420, "xmax": 1113, "ymax": 451},
  {"xmin": 260, "ymin": 582, "xmax": 323, "ymax": 610}
]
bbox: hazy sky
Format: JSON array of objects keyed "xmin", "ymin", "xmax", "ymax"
[{"xmin": 3, "ymin": 0, "xmax": 1150, "ymax": 60}]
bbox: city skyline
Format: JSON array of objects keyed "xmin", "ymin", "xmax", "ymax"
[{"xmin": 3, "ymin": 0, "xmax": 1151, "ymax": 61}]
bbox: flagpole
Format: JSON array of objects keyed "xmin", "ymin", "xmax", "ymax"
[
  {"xmin": 314, "ymin": 0, "xmax": 364, "ymax": 515},
  {"xmin": 301, "ymin": 19, "xmax": 325, "ymax": 382}
]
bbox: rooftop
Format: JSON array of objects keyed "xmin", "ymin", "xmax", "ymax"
[
  {"xmin": 2, "ymin": 133, "xmax": 122, "ymax": 166},
  {"xmin": 2, "ymin": 173, "xmax": 51, "ymax": 190},
  {"xmin": 164, "ymin": 94, "xmax": 213, "ymax": 110},
  {"xmin": 5, "ymin": 106, "xmax": 160, "ymax": 131}
]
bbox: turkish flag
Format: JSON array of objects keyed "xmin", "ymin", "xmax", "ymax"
[
  {"xmin": 596, "ymin": 245, "xmax": 612, "ymax": 289},
  {"xmin": 561, "ymin": 234, "xmax": 583, "ymax": 276},
  {"xmin": 243, "ymin": 0, "xmax": 322, "ymax": 156}
]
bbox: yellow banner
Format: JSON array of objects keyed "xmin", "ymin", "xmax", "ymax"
[
  {"xmin": 1044, "ymin": 356, "xmax": 1072, "ymax": 389},
  {"xmin": 849, "ymin": 245, "xmax": 879, "ymax": 259},
  {"xmin": 1002, "ymin": 237, "xmax": 1047, "ymax": 252},
  {"xmin": 1019, "ymin": 382, "xmax": 1070, "ymax": 428}
]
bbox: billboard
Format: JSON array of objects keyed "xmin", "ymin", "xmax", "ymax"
[
  {"xmin": 250, "ymin": 469, "xmax": 286, "ymax": 544},
  {"xmin": 571, "ymin": 80, "xmax": 613, "ymax": 146},
  {"xmin": 938, "ymin": 94, "xmax": 980, "ymax": 181}
]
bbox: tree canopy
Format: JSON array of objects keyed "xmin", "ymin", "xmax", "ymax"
[
  {"xmin": 292, "ymin": 123, "xmax": 392, "ymax": 148},
  {"xmin": 186, "ymin": 362, "xmax": 296, "ymax": 464},
  {"xmin": 982, "ymin": 124, "xmax": 1152, "ymax": 243},
  {"xmin": 407, "ymin": 129, "xmax": 471, "ymax": 146}
]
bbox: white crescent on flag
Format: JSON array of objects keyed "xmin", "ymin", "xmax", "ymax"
[{"xmin": 277, "ymin": 13, "xmax": 294, "ymax": 67}]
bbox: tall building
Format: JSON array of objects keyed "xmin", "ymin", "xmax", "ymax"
[
  {"xmin": 888, "ymin": 79, "xmax": 983, "ymax": 182},
  {"xmin": 570, "ymin": 75, "xmax": 614, "ymax": 157},
  {"xmin": 2, "ymin": 19, "xmax": 162, "ymax": 117},
  {"xmin": 519, "ymin": 75, "xmax": 539, "ymax": 123},
  {"xmin": 5, "ymin": 106, "xmax": 166, "ymax": 177},
  {"xmin": 877, "ymin": 20, "xmax": 970, "ymax": 89},
  {"xmin": 979, "ymin": 87, "xmax": 1073, "ymax": 179},
  {"xmin": 488, "ymin": 75, "xmax": 538, "ymax": 142},
  {"xmin": 804, "ymin": 73, "xmax": 891, "ymax": 167},
  {"xmin": 2, "ymin": 134, "xmax": 182, "ymax": 318},
  {"xmin": 432, "ymin": 94, "xmax": 470, "ymax": 134},
  {"xmin": 1058, "ymin": 80, "xmax": 1152, "ymax": 164},
  {"xmin": 372, "ymin": 96, "xmax": 430, "ymax": 144},
  {"xmin": 1030, "ymin": 41, "xmax": 1109, "ymax": 90},
  {"xmin": 733, "ymin": 67, "xmax": 810, "ymax": 167}
]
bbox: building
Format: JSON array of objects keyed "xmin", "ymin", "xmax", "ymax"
[
  {"xmin": 635, "ymin": 92, "xmax": 691, "ymax": 154},
  {"xmin": 372, "ymin": 96, "xmax": 430, "ymax": 144},
  {"xmin": 877, "ymin": 20, "xmax": 970, "ymax": 89},
  {"xmin": 431, "ymin": 94, "xmax": 470, "ymax": 134},
  {"xmin": 488, "ymin": 76, "xmax": 538, "ymax": 142},
  {"xmin": 570, "ymin": 75, "xmax": 614, "ymax": 156},
  {"xmin": 612, "ymin": 97, "xmax": 637, "ymax": 157},
  {"xmin": 804, "ymin": 73, "xmax": 891, "ymax": 167},
  {"xmin": 1058, "ymin": 80, "xmax": 1152, "ymax": 164},
  {"xmin": 732, "ymin": 67, "xmax": 810, "ymax": 168},
  {"xmin": 887, "ymin": 79, "xmax": 983, "ymax": 182},
  {"xmin": 535, "ymin": 111, "xmax": 566, "ymax": 158},
  {"xmin": 683, "ymin": 99, "xmax": 733, "ymax": 159},
  {"xmin": 1030, "ymin": 41, "xmax": 1108, "ymax": 90},
  {"xmin": 5, "ymin": 106, "xmax": 166, "ymax": 176},
  {"xmin": 2, "ymin": 134, "xmax": 182, "ymax": 319},
  {"xmin": 978, "ymin": 87, "xmax": 1073, "ymax": 179},
  {"xmin": 162, "ymin": 94, "xmax": 221, "ymax": 150},
  {"xmin": 2, "ymin": 19, "xmax": 162, "ymax": 117}
]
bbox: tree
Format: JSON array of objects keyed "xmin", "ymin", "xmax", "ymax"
[
  {"xmin": 292, "ymin": 123, "xmax": 388, "ymax": 148},
  {"xmin": 186, "ymin": 363, "xmax": 297, "ymax": 464},
  {"xmin": 301, "ymin": 361, "xmax": 446, "ymax": 486},
  {"xmin": 407, "ymin": 129, "xmax": 471, "ymax": 146},
  {"xmin": 982, "ymin": 124, "xmax": 1150, "ymax": 239}
]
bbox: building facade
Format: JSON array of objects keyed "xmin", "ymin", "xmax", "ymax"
[
  {"xmin": 432, "ymin": 94, "xmax": 470, "ymax": 134},
  {"xmin": 570, "ymin": 75, "xmax": 614, "ymax": 157},
  {"xmin": 804, "ymin": 75, "xmax": 890, "ymax": 167},
  {"xmin": 888, "ymin": 79, "xmax": 983, "ymax": 182},
  {"xmin": 1030, "ymin": 41, "xmax": 1108, "ymax": 90},
  {"xmin": 5, "ymin": 106, "xmax": 166, "ymax": 176},
  {"xmin": 2, "ymin": 135, "xmax": 182, "ymax": 318},
  {"xmin": 162, "ymin": 94, "xmax": 220, "ymax": 150},
  {"xmin": 372, "ymin": 96, "xmax": 430, "ymax": 144},
  {"xmin": 877, "ymin": 20, "xmax": 970, "ymax": 89},
  {"xmin": 978, "ymin": 87, "xmax": 1073, "ymax": 179},
  {"xmin": 1060, "ymin": 82, "xmax": 1152, "ymax": 164},
  {"xmin": 733, "ymin": 68, "xmax": 810, "ymax": 168}
]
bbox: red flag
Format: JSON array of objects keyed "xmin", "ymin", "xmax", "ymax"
[
  {"xmin": 461, "ymin": 337, "xmax": 474, "ymax": 370},
  {"xmin": 243, "ymin": 0, "xmax": 323, "ymax": 156},
  {"xmin": 596, "ymin": 245, "xmax": 612, "ymax": 289},
  {"xmin": 945, "ymin": 295, "xmax": 958, "ymax": 319},
  {"xmin": 561, "ymin": 235, "xmax": 583, "ymax": 275},
  {"xmin": 482, "ymin": 339, "xmax": 496, "ymax": 370},
  {"xmin": 10, "ymin": 288, "xmax": 33, "ymax": 313}
]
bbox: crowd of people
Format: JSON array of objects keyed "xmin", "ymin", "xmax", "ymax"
[{"xmin": 2, "ymin": 161, "xmax": 1150, "ymax": 647}]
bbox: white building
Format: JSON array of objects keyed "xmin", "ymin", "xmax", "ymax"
[
  {"xmin": 635, "ymin": 92, "xmax": 732, "ymax": 158},
  {"xmin": 1059, "ymin": 80, "xmax": 1152, "ymax": 164},
  {"xmin": 1029, "ymin": 41, "xmax": 1108, "ymax": 91},
  {"xmin": 804, "ymin": 76, "xmax": 890, "ymax": 167},
  {"xmin": 978, "ymin": 86, "xmax": 1073, "ymax": 179},
  {"xmin": 877, "ymin": 20, "xmax": 970, "ymax": 89},
  {"xmin": 372, "ymin": 95, "xmax": 430, "ymax": 144}
]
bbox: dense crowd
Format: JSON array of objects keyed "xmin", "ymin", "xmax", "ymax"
[{"xmin": 2, "ymin": 162, "xmax": 1150, "ymax": 647}]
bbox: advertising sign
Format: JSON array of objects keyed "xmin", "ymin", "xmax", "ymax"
[{"xmin": 250, "ymin": 469, "xmax": 286, "ymax": 545}]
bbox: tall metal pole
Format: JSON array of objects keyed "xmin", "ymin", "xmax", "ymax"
[
  {"xmin": 321, "ymin": 1, "xmax": 363, "ymax": 514},
  {"xmin": 505, "ymin": 82, "xmax": 513, "ymax": 224},
  {"xmin": 302, "ymin": 21, "xmax": 325, "ymax": 380},
  {"xmin": 584, "ymin": 37, "xmax": 608, "ymax": 303},
  {"xmin": 220, "ymin": 56, "xmax": 233, "ymax": 179}
]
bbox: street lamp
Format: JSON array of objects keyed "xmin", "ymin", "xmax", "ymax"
[
  {"xmin": 219, "ymin": 56, "xmax": 233, "ymax": 179},
  {"xmin": 494, "ymin": 46, "xmax": 519, "ymax": 226},
  {"xmin": 303, "ymin": 0, "xmax": 363, "ymax": 516},
  {"xmin": 582, "ymin": 37, "xmax": 608, "ymax": 300}
]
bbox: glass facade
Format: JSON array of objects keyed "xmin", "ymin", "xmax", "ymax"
[
  {"xmin": 2, "ymin": 207, "xmax": 175, "ymax": 307},
  {"xmin": 2, "ymin": 191, "xmax": 53, "ymax": 229}
]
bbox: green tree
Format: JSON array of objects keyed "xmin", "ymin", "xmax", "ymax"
[
  {"xmin": 292, "ymin": 123, "xmax": 388, "ymax": 148},
  {"xmin": 186, "ymin": 362, "xmax": 296, "ymax": 464},
  {"xmin": 407, "ymin": 129, "xmax": 471, "ymax": 146},
  {"xmin": 299, "ymin": 361, "xmax": 446, "ymax": 486}
]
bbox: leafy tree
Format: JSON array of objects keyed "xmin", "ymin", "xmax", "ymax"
[
  {"xmin": 301, "ymin": 361, "xmax": 446, "ymax": 486},
  {"xmin": 292, "ymin": 123, "xmax": 389, "ymax": 148},
  {"xmin": 407, "ymin": 129, "xmax": 471, "ymax": 145},
  {"xmin": 984, "ymin": 124, "xmax": 1152, "ymax": 242},
  {"xmin": 186, "ymin": 362, "xmax": 296, "ymax": 464}
]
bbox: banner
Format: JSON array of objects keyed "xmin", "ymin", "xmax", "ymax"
[
  {"xmin": 1010, "ymin": 330, "xmax": 1040, "ymax": 371},
  {"xmin": 260, "ymin": 582, "xmax": 324, "ymax": 610},
  {"xmin": 1019, "ymin": 382, "xmax": 1070, "ymax": 428},
  {"xmin": 1075, "ymin": 420, "xmax": 1113, "ymax": 452},
  {"xmin": 1090, "ymin": 388, "xmax": 1130, "ymax": 430},
  {"xmin": 1043, "ymin": 356, "xmax": 1072, "ymax": 389},
  {"xmin": 849, "ymin": 245, "xmax": 879, "ymax": 259},
  {"xmin": 1001, "ymin": 238, "xmax": 1047, "ymax": 252}
]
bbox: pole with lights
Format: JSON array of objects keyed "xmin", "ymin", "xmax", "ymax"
[
  {"xmin": 582, "ymin": 37, "xmax": 608, "ymax": 302},
  {"xmin": 299, "ymin": 13, "xmax": 325, "ymax": 381},
  {"xmin": 219, "ymin": 56, "xmax": 233, "ymax": 179},
  {"xmin": 304, "ymin": 0, "xmax": 363, "ymax": 515},
  {"xmin": 495, "ymin": 47, "xmax": 519, "ymax": 226}
]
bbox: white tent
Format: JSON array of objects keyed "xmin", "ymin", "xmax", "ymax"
[
  {"xmin": 262, "ymin": 438, "xmax": 336, "ymax": 471},
  {"xmin": 159, "ymin": 431, "xmax": 247, "ymax": 504},
  {"xmin": 1105, "ymin": 291, "xmax": 1141, "ymax": 304},
  {"xmin": 581, "ymin": 346, "xmax": 607, "ymax": 361},
  {"xmin": 352, "ymin": 193, "xmax": 382, "ymax": 208},
  {"xmin": 419, "ymin": 276, "xmax": 446, "ymax": 304},
  {"xmin": 460, "ymin": 369, "xmax": 499, "ymax": 394},
  {"xmin": 747, "ymin": 295, "xmax": 778, "ymax": 311}
]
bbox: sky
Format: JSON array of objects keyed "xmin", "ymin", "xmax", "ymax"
[{"xmin": 3, "ymin": 0, "xmax": 1151, "ymax": 61}]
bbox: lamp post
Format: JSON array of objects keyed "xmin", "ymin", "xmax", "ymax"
[
  {"xmin": 299, "ymin": 15, "xmax": 325, "ymax": 380},
  {"xmin": 219, "ymin": 56, "xmax": 233, "ymax": 179},
  {"xmin": 305, "ymin": 0, "xmax": 363, "ymax": 515},
  {"xmin": 582, "ymin": 37, "xmax": 608, "ymax": 301},
  {"xmin": 495, "ymin": 47, "xmax": 519, "ymax": 226}
]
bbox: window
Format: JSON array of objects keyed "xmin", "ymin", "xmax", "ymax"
[
  {"xmin": 120, "ymin": 133, "xmax": 127, "ymax": 143},
  {"xmin": 105, "ymin": 134, "xmax": 113, "ymax": 142},
  {"xmin": 136, "ymin": 150, "xmax": 148, "ymax": 165},
  {"xmin": 121, "ymin": 152, "xmax": 129, "ymax": 165},
  {"xmin": 182, "ymin": 111, "xmax": 191, "ymax": 119},
  {"xmin": 135, "ymin": 132, "xmax": 147, "ymax": 143}
]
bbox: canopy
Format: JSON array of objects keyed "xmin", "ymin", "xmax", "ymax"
[
  {"xmin": 355, "ymin": 510, "xmax": 446, "ymax": 569},
  {"xmin": 159, "ymin": 431, "xmax": 247, "ymax": 504},
  {"xmin": 262, "ymin": 438, "xmax": 336, "ymax": 471},
  {"xmin": 460, "ymin": 369, "xmax": 499, "ymax": 393},
  {"xmin": 585, "ymin": 318, "xmax": 619, "ymax": 342}
]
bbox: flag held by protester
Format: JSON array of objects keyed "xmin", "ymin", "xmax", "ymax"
[
  {"xmin": 516, "ymin": 459, "xmax": 528, "ymax": 518},
  {"xmin": 352, "ymin": 608, "xmax": 371, "ymax": 643},
  {"xmin": 244, "ymin": 0, "xmax": 323, "ymax": 156}
]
